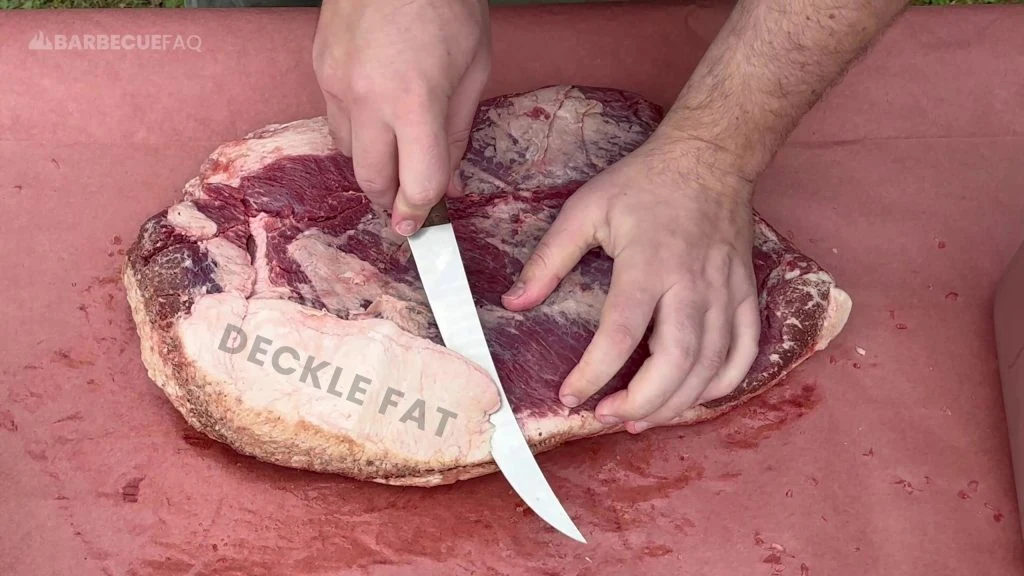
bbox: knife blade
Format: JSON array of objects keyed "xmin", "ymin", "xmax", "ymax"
[{"xmin": 406, "ymin": 200, "xmax": 586, "ymax": 544}]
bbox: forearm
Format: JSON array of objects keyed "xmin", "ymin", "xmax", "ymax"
[{"xmin": 661, "ymin": 0, "xmax": 909, "ymax": 182}]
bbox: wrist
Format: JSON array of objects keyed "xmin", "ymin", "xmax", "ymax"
[
  {"xmin": 655, "ymin": 101, "xmax": 781, "ymax": 186},
  {"xmin": 643, "ymin": 128, "xmax": 757, "ymax": 206}
]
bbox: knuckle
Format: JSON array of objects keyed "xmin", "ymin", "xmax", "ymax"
[
  {"xmin": 314, "ymin": 56, "xmax": 351, "ymax": 95},
  {"xmin": 392, "ymin": 81, "xmax": 441, "ymax": 118},
  {"xmin": 656, "ymin": 310, "xmax": 701, "ymax": 358},
  {"xmin": 604, "ymin": 320, "xmax": 643, "ymax": 353},
  {"xmin": 349, "ymin": 69, "xmax": 393, "ymax": 104},
  {"xmin": 528, "ymin": 241, "xmax": 558, "ymax": 275},
  {"xmin": 699, "ymin": 346, "xmax": 729, "ymax": 373},
  {"xmin": 356, "ymin": 174, "xmax": 392, "ymax": 196},
  {"xmin": 703, "ymin": 247, "xmax": 733, "ymax": 286},
  {"xmin": 402, "ymin": 184, "xmax": 444, "ymax": 209}
]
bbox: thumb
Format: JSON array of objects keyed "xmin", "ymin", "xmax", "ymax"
[{"xmin": 502, "ymin": 198, "xmax": 598, "ymax": 311}]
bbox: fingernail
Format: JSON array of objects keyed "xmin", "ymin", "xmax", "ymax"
[
  {"xmin": 395, "ymin": 220, "xmax": 417, "ymax": 237},
  {"xmin": 503, "ymin": 281, "xmax": 525, "ymax": 300},
  {"xmin": 561, "ymin": 395, "xmax": 579, "ymax": 408},
  {"xmin": 597, "ymin": 414, "xmax": 620, "ymax": 425},
  {"xmin": 631, "ymin": 421, "xmax": 651, "ymax": 433}
]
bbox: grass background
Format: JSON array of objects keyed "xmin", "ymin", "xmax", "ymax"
[{"xmin": 0, "ymin": 0, "xmax": 1020, "ymax": 9}]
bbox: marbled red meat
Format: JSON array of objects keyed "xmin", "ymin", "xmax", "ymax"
[{"xmin": 122, "ymin": 85, "xmax": 851, "ymax": 487}]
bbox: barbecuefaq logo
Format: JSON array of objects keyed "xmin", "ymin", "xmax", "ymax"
[
  {"xmin": 28, "ymin": 30, "xmax": 202, "ymax": 52},
  {"xmin": 217, "ymin": 324, "xmax": 460, "ymax": 438}
]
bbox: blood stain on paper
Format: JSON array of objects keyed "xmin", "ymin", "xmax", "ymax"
[
  {"xmin": 121, "ymin": 476, "xmax": 145, "ymax": 503},
  {"xmin": 981, "ymin": 503, "xmax": 1005, "ymax": 523},
  {"xmin": 0, "ymin": 410, "xmax": 17, "ymax": 432},
  {"xmin": 642, "ymin": 544, "xmax": 673, "ymax": 558},
  {"xmin": 752, "ymin": 532, "xmax": 802, "ymax": 574},
  {"xmin": 894, "ymin": 478, "xmax": 923, "ymax": 495},
  {"xmin": 53, "ymin": 412, "xmax": 84, "ymax": 424},
  {"xmin": 52, "ymin": 348, "xmax": 95, "ymax": 369},
  {"xmin": 719, "ymin": 383, "xmax": 820, "ymax": 449}
]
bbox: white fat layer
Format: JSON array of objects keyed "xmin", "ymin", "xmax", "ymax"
[
  {"xmin": 287, "ymin": 229, "xmax": 428, "ymax": 320},
  {"xmin": 201, "ymin": 236, "xmax": 255, "ymax": 297},
  {"xmin": 168, "ymin": 201, "xmax": 217, "ymax": 240},
  {"xmin": 249, "ymin": 214, "xmax": 292, "ymax": 300},
  {"xmin": 815, "ymin": 287, "xmax": 854, "ymax": 351},
  {"xmin": 203, "ymin": 118, "xmax": 335, "ymax": 188},
  {"xmin": 177, "ymin": 294, "xmax": 500, "ymax": 464}
]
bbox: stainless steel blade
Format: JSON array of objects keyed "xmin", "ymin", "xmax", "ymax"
[{"xmin": 407, "ymin": 215, "xmax": 586, "ymax": 544}]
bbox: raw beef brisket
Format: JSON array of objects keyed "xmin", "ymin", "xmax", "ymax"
[{"xmin": 123, "ymin": 85, "xmax": 852, "ymax": 487}]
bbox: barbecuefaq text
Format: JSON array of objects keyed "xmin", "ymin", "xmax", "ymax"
[{"xmin": 217, "ymin": 324, "xmax": 459, "ymax": 438}]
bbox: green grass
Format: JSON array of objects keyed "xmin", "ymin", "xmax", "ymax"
[
  {"xmin": 0, "ymin": 0, "xmax": 1019, "ymax": 9},
  {"xmin": 1, "ymin": 0, "xmax": 184, "ymax": 7}
]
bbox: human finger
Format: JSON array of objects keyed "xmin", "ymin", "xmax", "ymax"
[
  {"xmin": 698, "ymin": 294, "xmax": 760, "ymax": 403},
  {"xmin": 390, "ymin": 98, "xmax": 451, "ymax": 235},
  {"xmin": 625, "ymin": 293, "xmax": 732, "ymax": 432},
  {"xmin": 350, "ymin": 113, "xmax": 399, "ymax": 210},
  {"xmin": 558, "ymin": 255, "xmax": 661, "ymax": 412},
  {"xmin": 501, "ymin": 195, "xmax": 599, "ymax": 312},
  {"xmin": 590, "ymin": 291, "xmax": 705, "ymax": 425}
]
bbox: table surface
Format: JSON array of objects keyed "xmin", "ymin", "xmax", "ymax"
[{"xmin": 2, "ymin": 3, "xmax": 1024, "ymax": 575}]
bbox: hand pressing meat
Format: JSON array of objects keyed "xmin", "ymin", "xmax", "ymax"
[
  {"xmin": 312, "ymin": 0, "xmax": 491, "ymax": 236},
  {"xmin": 502, "ymin": 0, "xmax": 909, "ymax": 432},
  {"xmin": 501, "ymin": 136, "xmax": 761, "ymax": 434}
]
